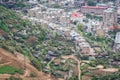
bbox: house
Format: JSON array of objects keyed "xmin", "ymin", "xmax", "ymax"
[
  {"xmin": 0, "ymin": 30, "xmax": 9, "ymax": 40},
  {"xmin": 71, "ymin": 12, "xmax": 84, "ymax": 21},
  {"xmin": 26, "ymin": 36, "xmax": 38, "ymax": 44},
  {"xmin": 75, "ymin": 37, "xmax": 86, "ymax": 45},
  {"xmin": 64, "ymin": 29, "xmax": 71, "ymax": 38},
  {"xmin": 96, "ymin": 28, "xmax": 105, "ymax": 38},
  {"xmin": 78, "ymin": 42, "xmax": 90, "ymax": 54},
  {"xmin": 45, "ymin": 54, "xmax": 51, "ymax": 60},
  {"xmin": 57, "ymin": 46, "xmax": 63, "ymax": 50},
  {"xmin": 32, "ymin": 52, "xmax": 39, "ymax": 58},
  {"xmin": 54, "ymin": 59, "xmax": 61, "ymax": 66},
  {"xmin": 47, "ymin": 51, "xmax": 58, "ymax": 56}
]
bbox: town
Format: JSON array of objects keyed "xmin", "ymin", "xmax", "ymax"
[{"xmin": 0, "ymin": 0, "xmax": 120, "ymax": 80}]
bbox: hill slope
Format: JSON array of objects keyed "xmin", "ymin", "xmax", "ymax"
[{"xmin": 0, "ymin": 6, "xmax": 76, "ymax": 79}]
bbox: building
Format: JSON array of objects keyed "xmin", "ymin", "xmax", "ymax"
[
  {"xmin": 78, "ymin": 42, "xmax": 90, "ymax": 54},
  {"xmin": 117, "ymin": 7, "xmax": 120, "ymax": 15},
  {"xmin": 96, "ymin": 28, "xmax": 105, "ymax": 38},
  {"xmin": 103, "ymin": 8, "xmax": 117, "ymax": 31},
  {"xmin": 81, "ymin": 6, "xmax": 107, "ymax": 15},
  {"xmin": 96, "ymin": 3, "xmax": 108, "ymax": 7},
  {"xmin": 113, "ymin": 32, "xmax": 120, "ymax": 52},
  {"xmin": 116, "ymin": 0, "xmax": 120, "ymax": 7},
  {"xmin": 60, "ymin": 0, "xmax": 74, "ymax": 8},
  {"xmin": 70, "ymin": 12, "xmax": 84, "ymax": 22},
  {"xmin": 74, "ymin": 0, "xmax": 82, "ymax": 7}
]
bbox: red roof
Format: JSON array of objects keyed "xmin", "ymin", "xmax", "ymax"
[
  {"xmin": 71, "ymin": 12, "xmax": 83, "ymax": 18},
  {"xmin": 81, "ymin": 6, "xmax": 107, "ymax": 9}
]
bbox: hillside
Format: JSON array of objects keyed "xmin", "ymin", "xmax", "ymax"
[
  {"xmin": 0, "ymin": 48, "xmax": 56, "ymax": 80},
  {"xmin": 1, "ymin": 3, "xmax": 119, "ymax": 80},
  {"xmin": 0, "ymin": 6, "xmax": 76, "ymax": 79},
  {"xmin": 0, "ymin": 0, "xmax": 27, "ymax": 9}
]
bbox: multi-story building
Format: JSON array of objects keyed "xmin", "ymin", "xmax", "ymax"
[
  {"xmin": 103, "ymin": 7, "xmax": 117, "ymax": 31},
  {"xmin": 113, "ymin": 32, "xmax": 120, "ymax": 52},
  {"xmin": 75, "ymin": 0, "xmax": 85, "ymax": 7},
  {"xmin": 81, "ymin": 6, "xmax": 107, "ymax": 15},
  {"xmin": 116, "ymin": 0, "xmax": 120, "ymax": 7}
]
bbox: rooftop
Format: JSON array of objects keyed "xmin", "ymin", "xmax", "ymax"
[
  {"xmin": 71, "ymin": 12, "xmax": 83, "ymax": 18},
  {"xmin": 81, "ymin": 6, "xmax": 107, "ymax": 9},
  {"xmin": 104, "ymin": 8, "xmax": 115, "ymax": 13}
]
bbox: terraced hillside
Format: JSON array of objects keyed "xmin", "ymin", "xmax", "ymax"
[{"xmin": 0, "ymin": 6, "xmax": 76, "ymax": 79}]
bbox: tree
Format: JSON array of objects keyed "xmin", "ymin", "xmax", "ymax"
[
  {"xmin": 87, "ymin": 0, "xmax": 95, "ymax": 6},
  {"xmin": 77, "ymin": 23, "xmax": 84, "ymax": 31},
  {"xmin": 54, "ymin": 4, "xmax": 60, "ymax": 8}
]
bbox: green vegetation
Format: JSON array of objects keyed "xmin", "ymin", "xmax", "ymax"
[
  {"xmin": 5, "ymin": 76, "xmax": 22, "ymax": 80},
  {"xmin": 77, "ymin": 23, "xmax": 84, "ymax": 31},
  {"xmin": 54, "ymin": 4, "xmax": 61, "ymax": 8},
  {"xmin": 0, "ymin": 0, "xmax": 27, "ymax": 9},
  {"xmin": 0, "ymin": 65, "xmax": 23, "ymax": 74},
  {"xmin": 87, "ymin": 0, "xmax": 95, "ymax": 6},
  {"xmin": 0, "ymin": 6, "xmax": 76, "ymax": 78},
  {"xmin": 91, "ymin": 72, "xmax": 120, "ymax": 80}
]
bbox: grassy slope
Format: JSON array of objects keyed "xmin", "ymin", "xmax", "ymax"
[{"xmin": 0, "ymin": 65, "xmax": 23, "ymax": 74}]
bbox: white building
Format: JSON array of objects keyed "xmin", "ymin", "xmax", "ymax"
[
  {"xmin": 116, "ymin": 0, "xmax": 120, "ymax": 7},
  {"xmin": 114, "ymin": 32, "xmax": 120, "ymax": 52}
]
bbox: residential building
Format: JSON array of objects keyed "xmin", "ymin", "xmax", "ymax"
[
  {"xmin": 81, "ymin": 6, "xmax": 107, "ymax": 15},
  {"xmin": 74, "ymin": 0, "xmax": 85, "ymax": 8},
  {"xmin": 117, "ymin": 7, "xmax": 120, "ymax": 14},
  {"xmin": 103, "ymin": 8, "xmax": 117, "ymax": 31},
  {"xmin": 79, "ymin": 42, "xmax": 90, "ymax": 54},
  {"xmin": 96, "ymin": 3, "xmax": 108, "ymax": 7},
  {"xmin": 96, "ymin": 28, "xmax": 105, "ymax": 38},
  {"xmin": 116, "ymin": 0, "xmax": 120, "ymax": 7},
  {"xmin": 113, "ymin": 32, "xmax": 120, "ymax": 52}
]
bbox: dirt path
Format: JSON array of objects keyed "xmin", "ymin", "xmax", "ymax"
[
  {"xmin": 0, "ymin": 48, "xmax": 56, "ymax": 80},
  {"xmin": 47, "ymin": 57, "xmax": 55, "ymax": 69},
  {"xmin": 100, "ymin": 68, "xmax": 119, "ymax": 73},
  {"xmin": 61, "ymin": 54, "xmax": 81, "ymax": 80}
]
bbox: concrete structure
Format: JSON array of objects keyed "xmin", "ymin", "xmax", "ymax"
[
  {"xmin": 96, "ymin": 3, "xmax": 108, "ymax": 7},
  {"xmin": 116, "ymin": 0, "xmax": 120, "ymax": 7},
  {"xmin": 113, "ymin": 32, "xmax": 120, "ymax": 52},
  {"xmin": 79, "ymin": 42, "xmax": 90, "ymax": 54},
  {"xmin": 103, "ymin": 8, "xmax": 117, "ymax": 31},
  {"xmin": 96, "ymin": 28, "xmax": 105, "ymax": 38},
  {"xmin": 60, "ymin": 0, "xmax": 74, "ymax": 8},
  {"xmin": 117, "ymin": 7, "xmax": 120, "ymax": 14},
  {"xmin": 81, "ymin": 6, "xmax": 107, "ymax": 15}
]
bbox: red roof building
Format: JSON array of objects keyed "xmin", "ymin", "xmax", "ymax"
[
  {"xmin": 81, "ymin": 6, "xmax": 107, "ymax": 15},
  {"xmin": 71, "ymin": 12, "xmax": 83, "ymax": 18}
]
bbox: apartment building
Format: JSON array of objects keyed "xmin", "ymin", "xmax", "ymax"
[
  {"xmin": 103, "ymin": 8, "xmax": 117, "ymax": 31},
  {"xmin": 81, "ymin": 6, "xmax": 107, "ymax": 15}
]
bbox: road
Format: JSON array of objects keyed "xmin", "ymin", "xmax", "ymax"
[{"xmin": 61, "ymin": 54, "xmax": 81, "ymax": 80}]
